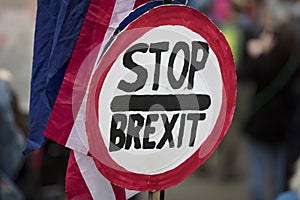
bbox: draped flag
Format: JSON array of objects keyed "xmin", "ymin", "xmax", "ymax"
[
  {"xmin": 32, "ymin": 0, "xmax": 150, "ymax": 154},
  {"xmin": 25, "ymin": 0, "xmax": 149, "ymax": 154},
  {"xmin": 24, "ymin": 0, "xmax": 91, "ymax": 154},
  {"xmin": 26, "ymin": 0, "xmax": 150, "ymax": 199}
]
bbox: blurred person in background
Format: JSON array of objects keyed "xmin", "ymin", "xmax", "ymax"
[
  {"xmin": 240, "ymin": 0, "xmax": 300, "ymax": 199},
  {"xmin": 0, "ymin": 68, "xmax": 24, "ymax": 199},
  {"xmin": 192, "ymin": 0, "xmax": 251, "ymax": 181},
  {"xmin": 211, "ymin": 0, "xmax": 249, "ymax": 181},
  {"xmin": 188, "ymin": 0, "xmax": 253, "ymax": 181},
  {"xmin": 283, "ymin": 0, "xmax": 300, "ymax": 191},
  {"xmin": 0, "ymin": 70, "xmax": 69, "ymax": 200}
]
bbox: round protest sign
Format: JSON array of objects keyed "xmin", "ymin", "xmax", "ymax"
[{"xmin": 86, "ymin": 5, "xmax": 236, "ymax": 191}]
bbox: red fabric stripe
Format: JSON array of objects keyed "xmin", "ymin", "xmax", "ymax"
[
  {"xmin": 44, "ymin": 0, "xmax": 116, "ymax": 144},
  {"xmin": 65, "ymin": 150, "xmax": 93, "ymax": 200},
  {"xmin": 111, "ymin": 184, "xmax": 126, "ymax": 200},
  {"xmin": 134, "ymin": 0, "xmax": 149, "ymax": 8}
]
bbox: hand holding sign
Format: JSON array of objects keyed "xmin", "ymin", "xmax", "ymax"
[{"xmin": 85, "ymin": 5, "xmax": 236, "ymax": 191}]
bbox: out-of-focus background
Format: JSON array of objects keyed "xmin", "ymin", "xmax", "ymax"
[{"xmin": 0, "ymin": 0, "xmax": 300, "ymax": 199}]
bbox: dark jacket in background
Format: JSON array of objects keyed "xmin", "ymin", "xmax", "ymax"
[{"xmin": 241, "ymin": 24, "xmax": 300, "ymax": 146}]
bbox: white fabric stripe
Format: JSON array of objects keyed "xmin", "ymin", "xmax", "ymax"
[
  {"xmin": 75, "ymin": 151, "xmax": 139, "ymax": 200},
  {"xmin": 66, "ymin": 114, "xmax": 89, "ymax": 155},
  {"xmin": 125, "ymin": 190, "xmax": 140, "ymax": 199},
  {"xmin": 74, "ymin": 151, "xmax": 116, "ymax": 200},
  {"xmin": 66, "ymin": 0, "xmax": 136, "ymax": 153}
]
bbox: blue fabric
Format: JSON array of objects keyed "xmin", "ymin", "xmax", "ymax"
[{"xmin": 24, "ymin": 0, "xmax": 91, "ymax": 154}]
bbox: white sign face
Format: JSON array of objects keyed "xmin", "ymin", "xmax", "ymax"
[{"xmin": 98, "ymin": 25, "xmax": 223, "ymax": 174}]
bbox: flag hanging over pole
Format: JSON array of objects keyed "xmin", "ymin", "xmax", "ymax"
[
  {"xmin": 24, "ymin": 0, "xmax": 149, "ymax": 154},
  {"xmin": 25, "ymin": 0, "xmax": 150, "ymax": 199}
]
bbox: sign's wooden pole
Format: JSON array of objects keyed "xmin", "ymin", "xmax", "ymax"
[{"xmin": 148, "ymin": 190, "xmax": 165, "ymax": 200}]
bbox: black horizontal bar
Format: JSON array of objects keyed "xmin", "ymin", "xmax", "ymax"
[{"xmin": 110, "ymin": 94, "xmax": 211, "ymax": 112}]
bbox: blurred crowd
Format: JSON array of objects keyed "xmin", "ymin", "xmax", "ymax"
[
  {"xmin": 0, "ymin": 69, "xmax": 69, "ymax": 200},
  {"xmin": 0, "ymin": 0, "xmax": 300, "ymax": 200},
  {"xmin": 188, "ymin": 0, "xmax": 300, "ymax": 199}
]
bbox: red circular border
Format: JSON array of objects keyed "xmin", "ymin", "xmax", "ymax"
[{"xmin": 86, "ymin": 5, "xmax": 236, "ymax": 191}]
